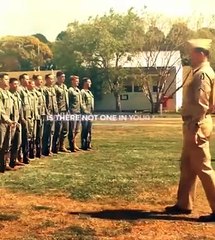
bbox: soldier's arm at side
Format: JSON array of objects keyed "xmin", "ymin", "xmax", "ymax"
[
  {"xmin": 81, "ymin": 90, "xmax": 87, "ymax": 114},
  {"xmin": 0, "ymin": 98, "xmax": 14, "ymax": 125},
  {"xmin": 194, "ymin": 72, "xmax": 212, "ymax": 123}
]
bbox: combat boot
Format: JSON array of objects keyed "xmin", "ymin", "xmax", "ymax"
[{"xmin": 59, "ymin": 140, "xmax": 70, "ymax": 153}]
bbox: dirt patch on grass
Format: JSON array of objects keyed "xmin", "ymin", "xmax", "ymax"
[{"xmin": 0, "ymin": 185, "xmax": 215, "ymax": 240}]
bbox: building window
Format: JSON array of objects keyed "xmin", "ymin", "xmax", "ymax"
[
  {"xmin": 153, "ymin": 86, "xmax": 158, "ymax": 92},
  {"xmin": 120, "ymin": 94, "xmax": 128, "ymax": 100},
  {"xmin": 124, "ymin": 85, "xmax": 132, "ymax": 92},
  {"xmin": 134, "ymin": 86, "xmax": 142, "ymax": 92}
]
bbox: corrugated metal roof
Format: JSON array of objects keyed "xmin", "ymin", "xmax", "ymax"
[{"xmin": 109, "ymin": 51, "xmax": 182, "ymax": 68}]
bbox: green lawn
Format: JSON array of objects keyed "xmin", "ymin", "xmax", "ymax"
[
  {"xmin": 2, "ymin": 119, "xmax": 215, "ymax": 203},
  {"xmin": 1, "ymin": 119, "xmax": 215, "ymax": 240}
]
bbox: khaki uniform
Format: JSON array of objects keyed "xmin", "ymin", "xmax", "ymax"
[
  {"xmin": 0, "ymin": 90, "xmax": 12, "ymax": 172},
  {"xmin": 52, "ymin": 83, "xmax": 69, "ymax": 152},
  {"xmin": 177, "ymin": 61, "xmax": 215, "ymax": 212},
  {"xmin": 81, "ymin": 89, "xmax": 94, "ymax": 150},
  {"xmin": 19, "ymin": 86, "xmax": 33, "ymax": 163},
  {"xmin": 34, "ymin": 87, "xmax": 47, "ymax": 158},
  {"xmin": 28, "ymin": 89, "xmax": 38, "ymax": 158},
  {"xmin": 42, "ymin": 86, "xmax": 58, "ymax": 156},
  {"xmin": 9, "ymin": 90, "xmax": 22, "ymax": 167},
  {"xmin": 68, "ymin": 86, "xmax": 82, "ymax": 151}
]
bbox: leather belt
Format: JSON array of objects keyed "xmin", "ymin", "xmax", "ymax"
[
  {"xmin": 182, "ymin": 114, "xmax": 210, "ymax": 122},
  {"xmin": 182, "ymin": 116, "xmax": 192, "ymax": 121}
]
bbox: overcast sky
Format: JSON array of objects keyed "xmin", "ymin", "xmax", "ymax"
[{"xmin": 1, "ymin": 0, "xmax": 215, "ymax": 41}]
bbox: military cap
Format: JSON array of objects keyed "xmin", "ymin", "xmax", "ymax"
[{"xmin": 187, "ymin": 38, "xmax": 212, "ymax": 50}]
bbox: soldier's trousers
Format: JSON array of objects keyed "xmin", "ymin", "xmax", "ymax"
[
  {"xmin": 42, "ymin": 120, "xmax": 55, "ymax": 156},
  {"xmin": 68, "ymin": 120, "xmax": 81, "ymax": 151},
  {"xmin": 0, "ymin": 123, "xmax": 10, "ymax": 172},
  {"xmin": 28, "ymin": 119, "xmax": 36, "ymax": 159},
  {"xmin": 21, "ymin": 121, "xmax": 29, "ymax": 163},
  {"xmin": 177, "ymin": 115, "xmax": 215, "ymax": 212},
  {"xmin": 52, "ymin": 116, "xmax": 68, "ymax": 152},
  {"xmin": 21, "ymin": 118, "xmax": 34, "ymax": 162},
  {"xmin": 9, "ymin": 123, "xmax": 21, "ymax": 167},
  {"xmin": 81, "ymin": 120, "xmax": 92, "ymax": 150},
  {"xmin": 35, "ymin": 119, "xmax": 44, "ymax": 158}
]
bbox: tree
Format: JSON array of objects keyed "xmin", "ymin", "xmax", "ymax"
[
  {"xmin": 0, "ymin": 36, "xmax": 53, "ymax": 71},
  {"xmin": 32, "ymin": 33, "xmax": 49, "ymax": 43},
  {"xmin": 165, "ymin": 22, "xmax": 195, "ymax": 62},
  {"xmin": 131, "ymin": 20, "xmax": 193, "ymax": 113},
  {"xmin": 54, "ymin": 9, "xmax": 145, "ymax": 112},
  {"xmin": 143, "ymin": 26, "xmax": 165, "ymax": 51}
]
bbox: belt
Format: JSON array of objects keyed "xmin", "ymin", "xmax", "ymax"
[
  {"xmin": 182, "ymin": 116, "xmax": 192, "ymax": 121},
  {"xmin": 182, "ymin": 114, "xmax": 210, "ymax": 122}
]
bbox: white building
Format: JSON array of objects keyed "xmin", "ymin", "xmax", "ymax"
[{"xmin": 95, "ymin": 51, "xmax": 183, "ymax": 112}]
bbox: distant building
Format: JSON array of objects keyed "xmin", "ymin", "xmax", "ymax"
[{"xmin": 95, "ymin": 51, "xmax": 183, "ymax": 112}]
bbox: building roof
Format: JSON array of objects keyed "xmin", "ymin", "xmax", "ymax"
[{"xmin": 110, "ymin": 51, "xmax": 182, "ymax": 68}]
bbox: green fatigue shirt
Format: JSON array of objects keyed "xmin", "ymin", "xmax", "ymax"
[
  {"xmin": 0, "ymin": 89, "xmax": 12, "ymax": 123},
  {"xmin": 81, "ymin": 89, "xmax": 94, "ymax": 114},
  {"xmin": 43, "ymin": 86, "xmax": 58, "ymax": 115},
  {"xmin": 35, "ymin": 87, "xmax": 47, "ymax": 117},
  {"xmin": 54, "ymin": 83, "xmax": 69, "ymax": 113},
  {"xmin": 29, "ymin": 90, "xmax": 39, "ymax": 120},
  {"xmin": 68, "ymin": 86, "xmax": 82, "ymax": 114},
  {"xmin": 19, "ymin": 86, "xmax": 33, "ymax": 119},
  {"xmin": 9, "ymin": 90, "xmax": 23, "ymax": 122}
]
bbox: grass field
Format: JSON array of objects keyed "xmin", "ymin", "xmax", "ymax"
[{"xmin": 0, "ymin": 118, "xmax": 215, "ymax": 239}]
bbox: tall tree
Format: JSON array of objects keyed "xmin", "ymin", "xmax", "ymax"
[
  {"xmin": 32, "ymin": 33, "xmax": 49, "ymax": 43},
  {"xmin": 131, "ymin": 20, "xmax": 194, "ymax": 113},
  {"xmin": 0, "ymin": 36, "xmax": 53, "ymax": 71},
  {"xmin": 54, "ymin": 9, "xmax": 145, "ymax": 112}
]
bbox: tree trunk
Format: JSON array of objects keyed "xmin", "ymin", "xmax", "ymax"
[
  {"xmin": 151, "ymin": 101, "xmax": 160, "ymax": 114},
  {"xmin": 114, "ymin": 93, "xmax": 121, "ymax": 112}
]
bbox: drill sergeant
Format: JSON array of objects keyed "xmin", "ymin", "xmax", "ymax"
[
  {"xmin": 52, "ymin": 71, "xmax": 69, "ymax": 153},
  {"xmin": 68, "ymin": 75, "xmax": 82, "ymax": 152},
  {"xmin": 42, "ymin": 74, "xmax": 58, "ymax": 156}
]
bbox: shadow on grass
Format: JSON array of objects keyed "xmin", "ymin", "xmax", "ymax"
[
  {"xmin": 69, "ymin": 209, "xmax": 197, "ymax": 222},
  {"xmin": 0, "ymin": 213, "xmax": 20, "ymax": 221}
]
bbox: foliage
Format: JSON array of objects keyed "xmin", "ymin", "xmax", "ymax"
[
  {"xmin": 32, "ymin": 33, "xmax": 49, "ymax": 44},
  {"xmin": 0, "ymin": 36, "xmax": 53, "ymax": 71},
  {"xmin": 54, "ymin": 9, "xmax": 145, "ymax": 111}
]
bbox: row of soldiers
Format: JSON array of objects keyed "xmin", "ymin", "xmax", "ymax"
[{"xmin": 0, "ymin": 71, "xmax": 94, "ymax": 172}]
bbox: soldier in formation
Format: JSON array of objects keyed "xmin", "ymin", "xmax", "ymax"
[{"xmin": 0, "ymin": 71, "xmax": 94, "ymax": 173}]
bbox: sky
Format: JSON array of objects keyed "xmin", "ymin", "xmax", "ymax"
[{"xmin": 1, "ymin": 0, "xmax": 215, "ymax": 41}]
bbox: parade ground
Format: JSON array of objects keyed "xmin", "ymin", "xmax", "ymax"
[{"xmin": 0, "ymin": 117, "xmax": 215, "ymax": 240}]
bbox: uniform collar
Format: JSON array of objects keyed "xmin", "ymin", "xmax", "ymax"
[
  {"xmin": 193, "ymin": 61, "xmax": 210, "ymax": 74},
  {"xmin": 56, "ymin": 82, "xmax": 64, "ymax": 87},
  {"xmin": 71, "ymin": 86, "xmax": 79, "ymax": 91}
]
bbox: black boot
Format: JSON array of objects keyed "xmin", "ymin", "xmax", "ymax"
[
  {"xmin": 165, "ymin": 205, "xmax": 192, "ymax": 215},
  {"xmin": 36, "ymin": 145, "xmax": 41, "ymax": 158},
  {"xmin": 29, "ymin": 140, "xmax": 35, "ymax": 159},
  {"xmin": 9, "ymin": 157, "xmax": 16, "ymax": 168},
  {"xmin": 0, "ymin": 157, "xmax": 6, "ymax": 173}
]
